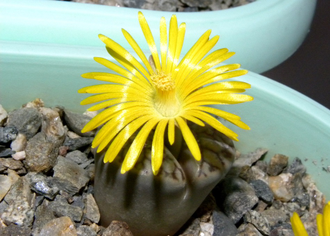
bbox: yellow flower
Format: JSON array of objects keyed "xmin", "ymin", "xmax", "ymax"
[
  {"xmin": 291, "ymin": 201, "xmax": 330, "ymax": 236},
  {"xmin": 78, "ymin": 12, "xmax": 253, "ymax": 175}
]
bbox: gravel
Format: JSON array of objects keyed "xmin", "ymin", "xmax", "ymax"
[
  {"xmin": 0, "ymin": 98, "xmax": 326, "ymax": 236},
  {"xmin": 62, "ymin": 0, "xmax": 257, "ymax": 12}
]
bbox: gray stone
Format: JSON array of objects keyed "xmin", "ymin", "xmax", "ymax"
[
  {"xmin": 2, "ymin": 176, "xmax": 35, "ymax": 227},
  {"xmin": 63, "ymin": 109, "xmax": 95, "ymax": 137},
  {"xmin": 7, "ymin": 107, "xmax": 41, "ymax": 139},
  {"xmin": 181, "ymin": 0, "xmax": 212, "ymax": 8},
  {"xmin": 179, "ymin": 218, "xmax": 200, "ymax": 236},
  {"xmin": 122, "ymin": 0, "xmax": 146, "ymax": 9},
  {"xmin": 0, "ymin": 223, "xmax": 32, "ymax": 236},
  {"xmin": 0, "ymin": 126, "xmax": 18, "ymax": 143},
  {"xmin": 261, "ymin": 208, "xmax": 288, "ymax": 227},
  {"xmin": 231, "ymin": 148, "xmax": 268, "ymax": 171},
  {"xmin": 239, "ymin": 165, "xmax": 268, "ymax": 183},
  {"xmin": 72, "ymin": 195, "xmax": 85, "ymax": 209},
  {"xmin": 38, "ymin": 216, "xmax": 77, "ymax": 236},
  {"xmin": 293, "ymin": 192, "xmax": 310, "ymax": 208},
  {"xmin": 86, "ymin": 163, "xmax": 95, "ymax": 181},
  {"xmin": 212, "ymin": 210, "xmax": 238, "ymax": 236},
  {"xmin": 268, "ymin": 154, "xmax": 289, "ymax": 176},
  {"xmin": 39, "ymin": 107, "xmax": 66, "ymax": 142},
  {"xmin": 0, "ymin": 175, "xmax": 11, "ymax": 201},
  {"xmin": 250, "ymin": 179, "xmax": 274, "ymax": 204},
  {"xmin": 52, "ymin": 177, "xmax": 80, "ymax": 195},
  {"xmin": 102, "ymin": 221, "xmax": 133, "ymax": 236},
  {"xmin": 142, "ymin": 0, "xmax": 179, "ymax": 11},
  {"xmin": 79, "ymin": 159, "xmax": 94, "ymax": 169},
  {"xmin": 254, "ymin": 160, "xmax": 268, "ymax": 174},
  {"xmin": 244, "ymin": 210, "xmax": 270, "ymax": 235},
  {"xmin": 237, "ymin": 223, "xmax": 262, "ymax": 236},
  {"xmin": 24, "ymin": 108, "xmax": 65, "ymax": 172},
  {"xmin": 0, "ymin": 200, "xmax": 9, "ymax": 215},
  {"xmin": 77, "ymin": 225, "xmax": 97, "ymax": 236},
  {"xmin": 49, "ymin": 197, "xmax": 84, "ymax": 222},
  {"xmin": 63, "ymin": 136, "xmax": 93, "ymax": 151},
  {"xmin": 84, "ymin": 194, "xmax": 100, "ymax": 223},
  {"xmin": 269, "ymin": 223, "xmax": 295, "ymax": 236},
  {"xmin": 0, "ymin": 158, "xmax": 24, "ymax": 171},
  {"xmin": 25, "ymin": 133, "xmax": 59, "ymax": 172},
  {"xmin": 214, "ymin": 177, "xmax": 258, "ymax": 224},
  {"xmin": 284, "ymin": 157, "xmax": 306, "ymax": 175},
  {"xmin": 53, "ymin": 156, "xmax": 90, "ymax": 192},
  {"xmin": 26, "ymin": 172, "xmax": 59, "ymax": 200},
  {"xmin": 66, "ymin": 150, "xmax": 88, "ymax": 164},
  {"xmin": 32, "ymin": 199, "xmax": 57, "ymax": 235},
  {"xmin": 0, "ymin": 147, "xmax": 14, "ymax": 157}
]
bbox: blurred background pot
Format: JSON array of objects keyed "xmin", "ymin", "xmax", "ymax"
[{"xmin": 0, "ymin": 0, "xmax": 316, "ymax": 110}]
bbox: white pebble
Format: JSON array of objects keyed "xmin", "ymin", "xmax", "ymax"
[
  {"xmin": 11, "ymin": 133, "xmax": 27, "ymax": 152},
  {"xmin": 67, "ymin": 131, "xmax": 81, "ymax": 139},
  {"xmin": 0, "ymin": 104, "xmax": 8, "ymax": 126},
  {"xmin": 12, "ymin": 151, "xmax": 26, "ymax": 161},
  {"xmin": 200, "ymin": 222, "xmax": 214, "ymax": 236}
]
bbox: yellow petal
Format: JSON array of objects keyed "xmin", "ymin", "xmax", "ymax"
[
  {"xmin": 174, "ymin": 29, "xmax": 211, "ymax": 87},
  {"xmin": 181, "ymin": 113, "xmax": 205, "ymax": 127},
  {"xmin": 184, "ymin": 109, "xmax": 238, "ymax": 140},
  {"xmin": 99, "ymin": 34, "xmax": 151, "ymax": 82},
  {"xmin": 184, "ymin": 81, "xmax": 251, "ymax": 101},
  {"xmin": 138, "ymin": 11, "xmax": 161, "ymax": 71},
  {"xmin": 185, "ymin": 93, "xmax": 254, "ymax": 106},
  {"xmin": 317, "ymin": 214, "xmax": 324, "ymax": 236},
  {"xmin": 151, "ymin": 119, "xmax": 168, "ymax": 175},
  {"xmin": 83, "ymin": 102, "xmax": 149, "ymax": 133},
  {"xmin": 323, "ymin": 203, "xmax": 330, "ymax": 236},
  {"xmin": 185, "ymin": 63, "xmax": 242, "ymax": 93},
  {"xmin": 176, "ymin": 35, "xmax": 219, "ymax": 87},
  {"xmin": 168, "ymin": 118, "xmax": 175, "ymax": 145},
  {"xmin": 93, "ymin": 57, "xmax": 148, "ymax": 89},
  {"xmin": 122, "ymin": 28, "xmax": 154, "ymax": 74},
  {"xmin": 191, "ymin": 106, "xmax": 250, "ymax": 130},
  {"xmin": 160, "ymin": 16, "xmax": 167, "ymax": 72},
  {"xmin": 87, "ymin": 98, "xmax": 139, "ymax": 112},
  {"xmin": 176, "ymin": 117, "xmax": 201, "ymax": 161},
  {"xmin": 95, "ymin": 107, "xmax": 153, "ymax": 152},
  {"xmin": 166, "ymin": 15, "xmax": 178, "ymax": 74},
  {"xmin": 290, "ymin": 212, "xmax": 308, "ymax": 236},
  {"xmin": 173, "ymin": 22, "xmax": 186, "ymax": 67},
  {"xmin": 179, "ymin": 49, "xmax": 232, "ymax": 89},
  {"xmin": 80, "ymin": 93, "xmax": 121, "ymax": 105},
  {"xmin": 121, "ymin": 117, "xmax": 160, "ymax": 173},
  {"xmin": 181, "ymin": 68, "xmax": 248, "ymax": 98},
  {"xmin": 103, "ymin": 114, "xmax": 154, "ymax": 163}
]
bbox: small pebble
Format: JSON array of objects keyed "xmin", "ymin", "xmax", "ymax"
[
  {"xmin": 7, "ymin": 107, "xmax": 41, "ymax": 139},
  {"xmin": 38, "ymin": 216, "xmax": 77, "ymax": 236},
  {"xmin": 12, "ymin": 151, "xmax": 26, "ymax": 161},
  {"xmin": 267, "ymin": 154, "xmax": 289, "ymax": 176},
  {"xmin": 0, "ymin": 105, "xmax": 8, "ymax": 126},
  {"xmin": 0, "ymin": 127, "xmax": 18, "ymax": 144},
  {"xmin": 10, "ymin": 133, "xmax": 27, "ymax": 152}
]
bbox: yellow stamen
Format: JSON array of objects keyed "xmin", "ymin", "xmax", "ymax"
[{"xmin": 151, "ymin": 71, "xmax": 180, "ymax": 117}]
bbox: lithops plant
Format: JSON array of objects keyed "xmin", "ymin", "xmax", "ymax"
[{"xmin": 79, "ymin": 12, "xmax": 253, "ymax": 236}]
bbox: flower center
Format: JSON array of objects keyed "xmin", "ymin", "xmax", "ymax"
[{"xmin": 151, "ymin": 71, "xmax": 180, "ymax": 117}]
